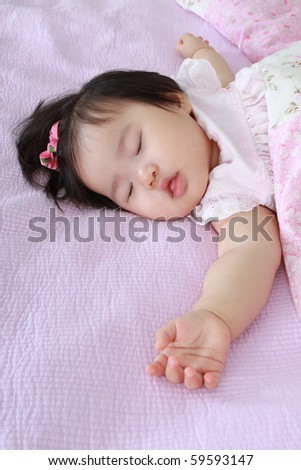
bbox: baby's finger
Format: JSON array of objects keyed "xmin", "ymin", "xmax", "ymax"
[
  {"xmin": 184, "ymin": 367, "xmax": 204, "ymax": 390},
  {"xmin": 204, "ymin": 371, "xmax": 221, "ymax": 390},
  {"xmin": 145, "ymin": 353, "xmax": 167, "ymax": 377},
  {"xmin": 155, "ymin": 321, "xmax": 177, "ymax": 351},
  {"xmin": 197, "ymin": 36, "xmax": 209, "ymax": 44},
  {"xmin": 165, "ymin": 356, "xmax": 184, "ymax": 384}
]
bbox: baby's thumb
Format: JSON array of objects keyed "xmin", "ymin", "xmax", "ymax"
[{"xmin": 155, "ymin": 321, "xmax": 177, "ymax": 351}]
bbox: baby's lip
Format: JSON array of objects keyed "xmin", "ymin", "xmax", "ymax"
[{"xmin": 159, "ymin": 173, "xmax": 185, "ymax": 198}]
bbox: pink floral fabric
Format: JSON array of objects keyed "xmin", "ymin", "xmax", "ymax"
[
  {"xmin": 176, "ymin": 0, "xmax": 301, "ymax": 62},
  {"xmin": 260, "ymin": 43, "xmax": 301, "ymax": 313}
]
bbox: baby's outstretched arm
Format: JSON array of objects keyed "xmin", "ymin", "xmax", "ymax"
[
  {"xmin": 146, "ymin": 206, "xmax": 281, "ymax": 389},
  {"xmin": 177, "ymin": 33, "xmax": 235, "ymax": 87}
]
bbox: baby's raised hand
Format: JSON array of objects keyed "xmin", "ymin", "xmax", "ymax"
[
  {"xmin": 146, "ymin": 309, "xmax": 231, "ymax": 390},
  {"xmin": 176, "ymin": 33, "xmax": 214, "ymax": 58}
]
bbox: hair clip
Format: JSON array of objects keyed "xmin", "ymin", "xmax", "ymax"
[{"xmin": 39, "ymin": 120, "xmax": 61, "ymax": 170}]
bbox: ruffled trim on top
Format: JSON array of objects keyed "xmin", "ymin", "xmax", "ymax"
[{"xmin": 190, "ymin": 195, "xmax": 260, "ymax": 225}]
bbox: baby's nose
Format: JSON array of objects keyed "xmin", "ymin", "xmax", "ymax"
[{"xmin": 138, "ymin": 164, "xmax": 159, "ymax": 189}]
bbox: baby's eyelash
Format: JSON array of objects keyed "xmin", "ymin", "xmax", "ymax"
[
  {"xmin": 137, "ymin": 132, "xmax": 142, "ymax": 154},
  {"xmin": 128, "ymin": 183, "xmax": 133, "ymax": 200},
  {"xmin": 127, "ymin": 132, "xmax": 141, "ymax": 201}
]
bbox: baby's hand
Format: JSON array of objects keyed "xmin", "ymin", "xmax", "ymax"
[
  {"xmin": 145, "ymin": 309, "xmax": 231, "ymax": 390},
  {"xmin": 176, "ymin": 33, "xmax": 214, "ymax": 59}
]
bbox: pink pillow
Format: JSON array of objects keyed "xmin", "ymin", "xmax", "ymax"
[{"xmin": 177, "ymin": 0, "xmax": 301, "ymax": 62}]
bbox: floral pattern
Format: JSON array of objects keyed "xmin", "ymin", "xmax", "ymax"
[
  {"xmin": 176, "ymin": 0, "xmax": 301, "ymax": 62},
  {"xmin": 262, "ymin": 43, "xmax": 301, "ymax": 314}
]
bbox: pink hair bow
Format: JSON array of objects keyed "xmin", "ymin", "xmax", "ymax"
[{"xmin": 39, "ymin": 120, "xmax": 61, "ymax": 170}]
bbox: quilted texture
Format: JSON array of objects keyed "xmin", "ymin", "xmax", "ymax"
[{"xmin": 1, "ymin": 0, "xmax": 301, "ymax": 450}]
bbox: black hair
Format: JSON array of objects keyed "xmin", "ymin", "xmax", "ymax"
[{"xmin": 16, "ymin": 70, "xmax": 183, "ymax": 210}]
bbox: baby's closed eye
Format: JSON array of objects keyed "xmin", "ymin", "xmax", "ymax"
[{"xmin": 128, "ymin": 183, "xmax": 133, "ymax": 200}]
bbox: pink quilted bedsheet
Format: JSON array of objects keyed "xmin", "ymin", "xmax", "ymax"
[{"xmin": 1, "ymin": 0, "xmax": 301, "ymax": 450}]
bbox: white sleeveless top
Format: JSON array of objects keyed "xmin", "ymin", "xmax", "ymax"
[{"xmin": 175, "ymin": 58, "xmax": 275, "ymax": 224}]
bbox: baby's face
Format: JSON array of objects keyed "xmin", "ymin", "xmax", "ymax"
[{"xmin": 77, "ymin": 95, "xmax": 214, "ymax": 220}]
